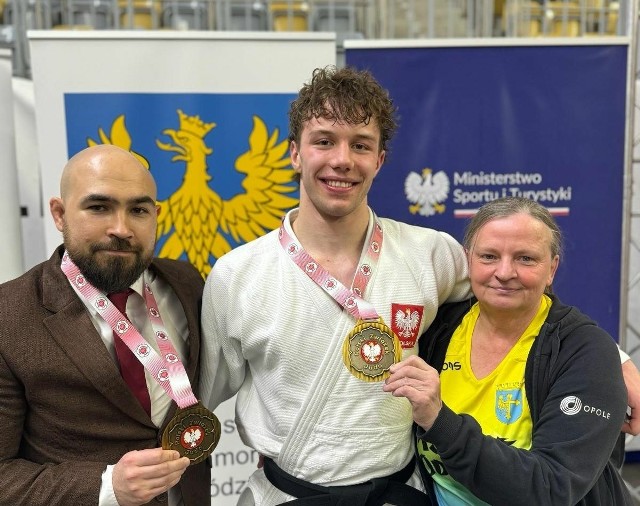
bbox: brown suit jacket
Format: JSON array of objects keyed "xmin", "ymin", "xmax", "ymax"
[{"xmin": 0, "ymin": 246, "xmax": 210, "ymax": 505}]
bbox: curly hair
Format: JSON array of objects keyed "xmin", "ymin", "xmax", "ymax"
[{"xmin": 288, "ymin": 65, "xmax": 398, "ymax": 152}]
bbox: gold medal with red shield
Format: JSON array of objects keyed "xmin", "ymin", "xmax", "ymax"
[
  {"xmin": 162, "ymin": 402, "xmax": 221, "ymax": 465},
  {"xmin": 342, "ymin": 318, "xmax": 402, "ymax": 382}
]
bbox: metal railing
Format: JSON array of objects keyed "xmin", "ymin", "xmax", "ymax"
[{"xmin": 0, "ymin": 0, "xmax": 632, "ymax": 78}]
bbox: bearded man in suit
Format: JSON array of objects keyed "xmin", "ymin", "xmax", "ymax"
[{"xmin": 0, "ymin": 144, "xmax": 210, "ymax": 506}]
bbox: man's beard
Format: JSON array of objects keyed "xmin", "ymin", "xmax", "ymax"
[{"xmin": 64, "ymin": 235, "xmax": 153, "ymax": 294}]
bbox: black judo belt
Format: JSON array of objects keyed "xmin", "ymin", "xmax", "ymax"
[{"xmin": 263, "ymin": 456, "xmax": 428, "ymax": 506}]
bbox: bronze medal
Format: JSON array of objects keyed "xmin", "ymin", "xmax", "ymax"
[
  {"xmin": 342, "ymin": 319, "xmax": 402, "ymax": 382},
  {"xmin": 162, "ymin": 402, "xmax": 221, "ymax": 465}
]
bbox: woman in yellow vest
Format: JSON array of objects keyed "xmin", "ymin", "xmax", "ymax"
[{"xmin": 384, "ymin": 196, "xmax": 631, "ymax": 505}]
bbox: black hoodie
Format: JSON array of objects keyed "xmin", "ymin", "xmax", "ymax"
[{"xmin": 415, "ymin": 295, "xmax": 632, "ymax": 505}]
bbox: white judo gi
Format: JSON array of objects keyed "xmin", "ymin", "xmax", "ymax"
[{"xmin": 200, "ymin": 208, "xmax": 470, "ymax": 505}]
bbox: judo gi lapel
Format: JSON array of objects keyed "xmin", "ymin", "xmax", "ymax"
[{"xmin": 277, "ymin": 251, "xmax": 356, "ymax": 469}]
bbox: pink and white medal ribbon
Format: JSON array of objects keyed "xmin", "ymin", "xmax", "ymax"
[
  {"xmin": 278, "ymin": 214, "xmax": 402, "ymax": 382},
  {"xmin": 60, "ymin": 251, "xmax": 197, "ymax": 408},
  {"xmin": 61, "ymin": 251, "xmax": 221, "ymax": 464},
  {"xmin": 278, "ymin": 215, "xmax": 383, "ymax": 321}
]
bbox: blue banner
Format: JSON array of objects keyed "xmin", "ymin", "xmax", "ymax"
[{"xmin": 347, "ymin": 43, "xmax": 628, "ymax": 338}]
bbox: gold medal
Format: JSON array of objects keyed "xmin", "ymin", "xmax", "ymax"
[
  {"xmin": 342, "ymin": 319, "xmax": 402, "ymax": 382},
  {"xmin": 162, "ymin": 402, "xmax": 221, "ymax": 465}
]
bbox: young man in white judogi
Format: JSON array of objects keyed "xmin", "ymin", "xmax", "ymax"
[{"xmin": 200, "ymin": 65, "xmax": 471, "ymax": 506}]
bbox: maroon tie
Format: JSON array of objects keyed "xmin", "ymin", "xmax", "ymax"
[{"xmin": 107, "ymin": 290, "xmax": 152, "ymax": 417}]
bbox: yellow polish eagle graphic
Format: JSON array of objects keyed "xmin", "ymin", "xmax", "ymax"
[{"xmin": 87, "ymin": 109, "xmax": 298, "ymax": 278}]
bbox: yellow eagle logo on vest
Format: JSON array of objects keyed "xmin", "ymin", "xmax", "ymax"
[{"xmin": 87, "ymin": 110, "xmax": 298, "ymax": 278}]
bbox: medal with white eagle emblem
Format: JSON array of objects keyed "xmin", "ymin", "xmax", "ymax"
[
  {"xmin": 279, "ymin": 213, "xmax": 399, "ymax": 381},
  {"xmin": 342, "ymin": 318, "xmax": 402, "ymax": 382},
  {"xmin": 162, "ymin": 402, "xmax": 221, "ymax": 465}
]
